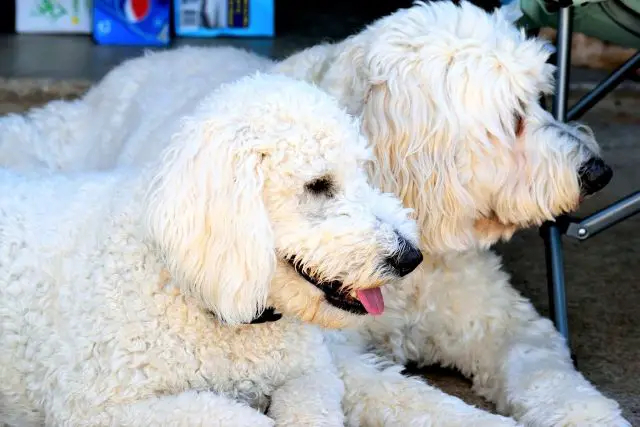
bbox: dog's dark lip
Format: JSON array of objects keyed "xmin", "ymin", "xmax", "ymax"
[{"xmin": 284, "ymin": 256, "xmax": 367, "ymax": 315}]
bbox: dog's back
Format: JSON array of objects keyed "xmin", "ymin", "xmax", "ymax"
[{"xmin": 0, "ymin": 168, "xmax": 137, "ymax": 425}]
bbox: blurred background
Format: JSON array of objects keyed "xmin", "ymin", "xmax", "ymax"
[
  {"xmin": 0, "ymin": 0, "xmax": 638, "ymax": 423},
  {"xmin": 0, "ymin": 0, "xmax": 422, "ymax": 79},
  {"xmin": 0, "ymin": 0, "xmax": 636, "ymax": 79}
]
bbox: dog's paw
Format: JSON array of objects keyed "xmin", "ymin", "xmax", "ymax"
[
  {"xmin": 229, "ymin": 411, "xmax": 275, "ymax": 427},
  {"xmin": 272, "ymin": 411, "xmax": 344, "ymax": 427},
  {"xmin": 553, "ymin": 414, "xmax": 632, "ymax": 427},
  {"xmin": 269, "ymin": 404, "xmax": 344, "ymax": 427},
  {"xmin": 380, "ymin": 409, "xmax": 521, "ymax": 427},
  {"xmin": 607, "ymin": 418, "xmax": 633, "ymax": 427},
  {"xmin": 460, "ymin": 413, "xmax": 522, "ymax": 427},
  {"xmin": 211, "ymin": 404, "xmax": 275, "ymax": 427},
  {"xmin": 476, "ymin": 415, "xmax": 523, "ymax": 427},
  {"xmin": 519, "ymin": 396, "xmax": 629, "ymax": 427}
]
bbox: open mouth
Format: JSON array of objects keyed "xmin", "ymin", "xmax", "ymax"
[{"xmin": 284, "ymin": 256, "xmax": 384, "ymax": 316}]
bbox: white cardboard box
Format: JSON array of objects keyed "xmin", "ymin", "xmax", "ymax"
[{"xmin": 16, "ymin": 0, "xmax": 93, "ymax": 33}]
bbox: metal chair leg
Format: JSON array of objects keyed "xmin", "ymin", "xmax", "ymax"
[
  {"xmin": 542, "ymin": 223, "xmax": 570, "ymax": 337},
  {"xmin": 565, "ymin": 191, "xmax": 640, "ymax": 241},
  {"xmin": 541, "ymin": 5, "xmax": 574, "ymax": 343},
  {"xmin": 568, "ymin": 51, "xmax": 640, "ymax": 121}
]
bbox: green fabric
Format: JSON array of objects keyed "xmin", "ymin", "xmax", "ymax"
[{"xmin": 518, "ymin": 0, "xmax": 640, "ymax": 48}]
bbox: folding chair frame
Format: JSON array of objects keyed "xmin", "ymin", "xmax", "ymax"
[{"xmin": 540, "ymin": 6, "xmax": 640, "ymax": 347}]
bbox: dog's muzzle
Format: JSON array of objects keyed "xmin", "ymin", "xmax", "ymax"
[
  {"xmin": 579, "ymin": 157, "xmax": 613, "ymax": 197},
  {"xmin": 386, "ymin": 237, "xmax": 423, "ymax": 277}
]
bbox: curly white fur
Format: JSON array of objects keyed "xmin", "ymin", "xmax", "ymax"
[
  {"xmin": 0, "ymin": 1, "xmax": 630, "ymax": 426},
  {"xmin": 0, "ymin": 73, "xmax": 425, "ymax": 426},
  {"xmin": 275, "ymin": 3, "xmax": 628, "ymax": 426}
]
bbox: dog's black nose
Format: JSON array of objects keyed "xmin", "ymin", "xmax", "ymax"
[
  {"xmin": 387, "ymin": 244, "xmax": 423, "ymax": 277},
  {"xmin": 578, "ymin": 157, "xmax": 613, "ymax": 196}
]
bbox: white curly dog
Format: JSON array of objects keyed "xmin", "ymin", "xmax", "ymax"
[
  {"xmin": 0, "ymin": 1, "xmax": 629, "ymax": 426},
  {"xmin": 0, "ymin": 73, "xmax": 428, "ymax": 426}
]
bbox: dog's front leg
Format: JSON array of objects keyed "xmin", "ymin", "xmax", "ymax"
[
  {"xmin": 267, "ymin": 367, "xmax": 345, "ymax": 427},
  {"xmin": 99, "ymin": 390, "xmax": 275, "ymax": 427},
  {"xmin": 380, "ymin": 250, "xmax": 629, "ymax": 427},
  {"xmin": 325, "ymin": 330, "xmax": 520, "ymax": 427}
]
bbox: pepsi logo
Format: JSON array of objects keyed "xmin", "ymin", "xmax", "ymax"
[{"xmin": 122, "ymin": 0, "xmax": 151, "ymax": 23}]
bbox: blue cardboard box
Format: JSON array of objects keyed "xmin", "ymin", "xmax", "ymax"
[
  {"xmin": 94, "ymin": 0, "xmax": 171, "ymax": 45},
  {"xmin": 174, "ymin": 0, "xmax": 274, "ymax": 37}
]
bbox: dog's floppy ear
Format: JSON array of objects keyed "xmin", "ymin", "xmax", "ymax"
[{"xmin": 145, "ymin": 116, "xmax": 275, "ymax": 325}]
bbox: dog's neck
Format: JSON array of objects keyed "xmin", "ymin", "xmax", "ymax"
[
  {"xmin": 156, "ymin": 267, "xmax": 283, "ymax": 326},
  {"xmin": 245, "ymin": 307, "xmax": 283, "ymax": 324},
  {"xmin": 207, "ymin": 307, "xmax": 282, "ymax": 325}
]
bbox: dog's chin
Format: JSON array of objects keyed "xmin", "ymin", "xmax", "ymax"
[
  {"xmin": 474, "ymin": 215, "xmax": 518, "ymax": 245},
  {"xmin": 474, "ymin": 196, "xmax": 583, "ymax": 245},
  {"xmin": 283, "ymin": 256, "xmax": 383, "ymax": 317}
]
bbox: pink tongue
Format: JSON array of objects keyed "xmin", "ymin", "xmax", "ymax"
[{"xmin": 356, "ymin": 288, "xmax": 384, "ymax": 315}]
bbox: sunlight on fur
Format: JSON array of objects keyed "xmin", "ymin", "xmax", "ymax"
[{"xmin": 0, "ymin": 1, "xmax": 627, "ymax": 425}]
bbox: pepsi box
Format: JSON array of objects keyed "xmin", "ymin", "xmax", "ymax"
[
  {"xmin": 93, "ymin": 0, "xmax": 171, "ymax": 45},
  {"xmin": 174, "ymin": 0, "xmax": 274, "ymax": 37}
]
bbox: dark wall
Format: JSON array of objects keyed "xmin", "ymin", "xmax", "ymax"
[
  {"xmin": 0, "ymin": 0, "xmax": 500, "ymax": 37},
  {"xmin": 275, "ymin": 0, "xmax": 415, "ymax": 39},
  {"xmin": 275, "ymin": 0, "xmax": 501, "ymax": 39},
  {"xmin": 0, "ymin": 1, "xmax": 16, "ymax": 33}
]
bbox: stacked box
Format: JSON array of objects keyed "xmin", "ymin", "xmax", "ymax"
[
  {"xmin": 16, "ymin": 0, "xmax": 92, "ymax": 34},
  {"xmin": 174, "ymin": 0, "xmax": 274, "ymax": 37},
  {"xmin": 93, "ymin": 0, "xmax": 171, "ymax": 45}
]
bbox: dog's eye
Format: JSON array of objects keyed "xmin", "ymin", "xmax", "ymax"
[{"xmin": 305, "ymin": 176, "xmax": 335, "ymax": 197}]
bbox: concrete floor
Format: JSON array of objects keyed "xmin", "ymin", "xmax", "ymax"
[{"xmin": 0, "ymin": 34, "xmax": 320, "ymax": 81}]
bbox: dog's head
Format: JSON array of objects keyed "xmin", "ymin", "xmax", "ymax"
[
  {"xmin": 145, "ymin": 73, "xmax": 421, "ymax": 328},
  {"xmin": 352, "ymin": 0, "xmax": 611, "ymax": 253}
]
